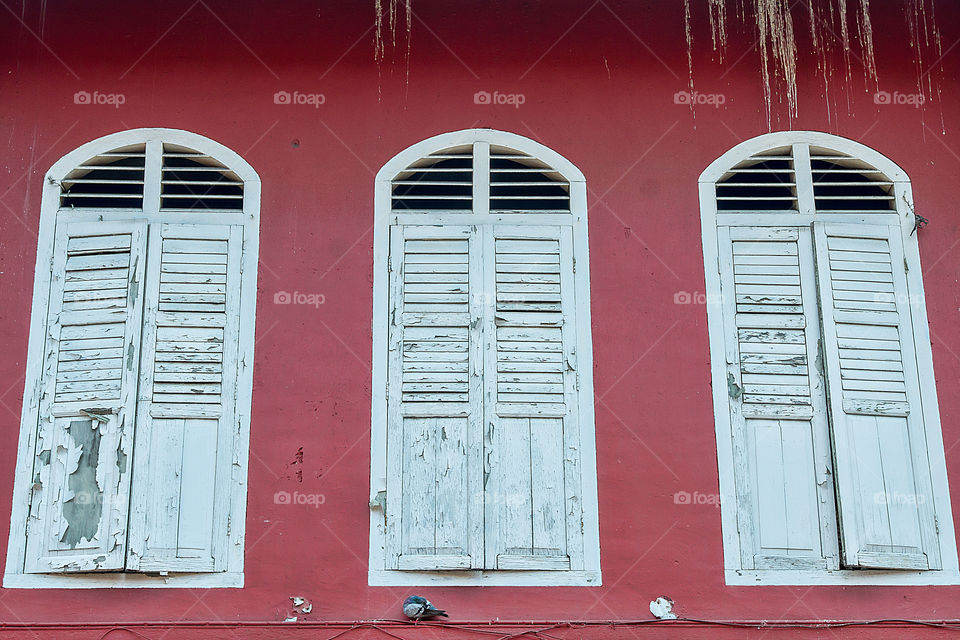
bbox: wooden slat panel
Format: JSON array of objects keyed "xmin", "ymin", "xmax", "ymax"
[
  {"xmin": 126, "ymin": 222, "xmax": 241, "ymax": 573},
  {"xmin": 26, "ymin": 221, "xmax": 147, "ymax": 574},
  {"xmin": 813, "ymin": 222, "xmax": 939, "ymax": 570}
]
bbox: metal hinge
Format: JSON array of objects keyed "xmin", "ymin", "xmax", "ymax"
[{"xmin": 369, "ymin": 490, "xmax": 386, "ymax": 512}]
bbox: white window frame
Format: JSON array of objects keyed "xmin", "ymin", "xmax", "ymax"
[
  {"xmin": 4, "ymin": 128, "xmax": 261, "ymax": 588},
  {"xmin": 368, "ymin": 129, "xmax": 601, "ymax": 586},
  {"xmin": 699, "ymin": 130, "xmax": 959, "ymax": 586}
]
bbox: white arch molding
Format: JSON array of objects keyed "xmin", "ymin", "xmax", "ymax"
[
  {"xmin": 5, "ymin": 128, "xmax": 261, "ymax": 588},
  {"xmin": 368, "ymin": 129, "xmax": 601, "ymax": 586}
]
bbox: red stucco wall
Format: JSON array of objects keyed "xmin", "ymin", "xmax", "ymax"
[{"xmin": 1, "ymin": 1, "xmax": 959, "ymax": 636}]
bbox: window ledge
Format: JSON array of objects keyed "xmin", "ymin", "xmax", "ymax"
[
  {"xmin": 369, "ymin": 569, "xmax": 601, "ymax": 587},
  {"xmin": 726, "ymin": 569, "xmax": 960, "ymax": 586},
  {"xmin": 3, "ymin": 571, "xmax": 243, "ymax": 589}
]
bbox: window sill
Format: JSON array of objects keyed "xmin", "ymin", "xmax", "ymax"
[
  {"xmin": 3, "ymin": 571, "xmax": 243, "ymax": 589},
  {"xmin": 369, "ymin": 569, "xmax": 601, "ymax": 587},
  {"xmin": 726, "ymin": 569, "xmax": 960, "ymax": 586}
]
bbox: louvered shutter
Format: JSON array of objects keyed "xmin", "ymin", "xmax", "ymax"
[
  {"xmin": 718, "ymin": 226, "xmax": 838, "ymax": 570},
  {"xmin": 24, "ymin": 221, "xmax": 147, "ymax": 573},
  {"xmin": 385, "ymin": 225, "xmax": 484, "ymax": 570},
  {"xmin": 485, "ymin": 226, "xmax": 581, "ymax": 570},
  {"xmin": 125, "ymin": 224, "xmax": 242, "ymax": 572},
  {"xmin": 813, "ymin": 222, "xmax": 940, "ymax": 570}
]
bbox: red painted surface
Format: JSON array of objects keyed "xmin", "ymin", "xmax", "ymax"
[{"xmin": 1, "ymin": 1, "xmax": 959, "ymax": 636}]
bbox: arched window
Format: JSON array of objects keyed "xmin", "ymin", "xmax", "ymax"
[
  {"xmin": 5, "ymin": 129, "xmax": 260, "ymax": 588},
  {"xmin": 368, "ymin": 130, "xmax": 600, "ymax": 586},
  {"xmin": 699, "ymin": 132, "xmax": 958, "ymax": 585}
]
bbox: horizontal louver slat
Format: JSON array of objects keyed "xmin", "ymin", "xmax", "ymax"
[
  {"xmin": 401, "ymin": 238, "xmax": 470, "ymax": 409},
  {"xmin": 152, "ymin": 234, "xmax": 228, "ymax": 405},
  {"xmin": 824, "ymin": 233, "xmax": 908, "ymax": 408},
  {"xmin": 54, "ymin": 233, "xmax": 134, "ymax": 403},
  {"xmin": 732, "ymin": 235, "xmax": 812, "ymax": 416},
  {"xmin": 495, "ymin": 237, "xmax": 566, "ymax": 414}
]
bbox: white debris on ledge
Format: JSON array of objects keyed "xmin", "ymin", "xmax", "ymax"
[{"xmin": 650, "ymin": 596, "xmax": 678, "ymax": 620}]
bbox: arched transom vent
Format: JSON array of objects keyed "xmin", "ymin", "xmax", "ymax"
[
  {"xmin": 716, "ymin": 144, "xmax": 895, "ymax": 214},
  {"xmin": 59, "ymin": 142, "xmax": 244, "ymax": 211},
  {"xmin": 808, "ymin": 147, "xmax": 895, "ymax": 213},
  {"xmin": 391, "ymin": 145, "xmax": 473, "ymax": 211},
  {"xmin": 161, "ymin": 143, "xmax": 243, "ymax": 211},
  {"xmin": 391, "ymin": 143, "xmax": 571, "ymax": 213},
  {"xmin": 60, "ymin": 144, "xmax": 147, "ymax": 209}
]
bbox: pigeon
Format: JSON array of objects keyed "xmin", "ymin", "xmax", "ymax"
[
  {"xmin": 649, "ymin": 596, "xmax": 677, "ymax": 620},
  {"xmin": 403, "ymin": 595, "xmax": 448, "ymax": 620}
]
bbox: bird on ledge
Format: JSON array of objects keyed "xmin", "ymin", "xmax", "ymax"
[{"xmin": 403, "ymin": 595, "xmax": 448, "ymax": 620}]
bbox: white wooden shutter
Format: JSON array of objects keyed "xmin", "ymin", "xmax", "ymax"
[
  {"xmin": 385, "ymin": 225, "xmax": 484, "ymax": 570},
  {"xmin": 126, "ymin": 224, "xmax": 242, "ymax": 572},
  {"xmin": 718, "ymin": 226, "xmax": 838, "ymax": 570},
  {"xmin": 484, "ymin": 226, "xmax": 581, "ymax": 571},
  {"xmin": 24, "ymin": 221, "xmax": 147, "ymax": 573},
  {"xmin": 813, "ymin": 222, "xmax": 940, "ymax": 570}
]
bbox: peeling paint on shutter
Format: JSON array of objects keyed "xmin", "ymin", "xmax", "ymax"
[
  {"xmin": 813, "ymin": 222, "xmax": 940, "ymax": 570},
  {"xmin": 385, "ymin": 226, "xmax": 483, "ymax": 570},
  {"xmin": 126, "ymin": 224, "xmax": 241, "ymax": 573},
  {"xmin": 377, "ymin": 133, "xmax": 596, "ymax": 580},
  {"xmin": 24, "ymin": 221, "xmax": 147, "ymax": 573},
  {"xmin": 486, "ymin": 226, "xmax": 580, "ymax": 571},
  {"xmin": 718, "ymin": 226, "xmax": 839, "ymax": 571},
  {"xmin": 702, "ymin": 133, "xmax": 953, "ymax": 583}
]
